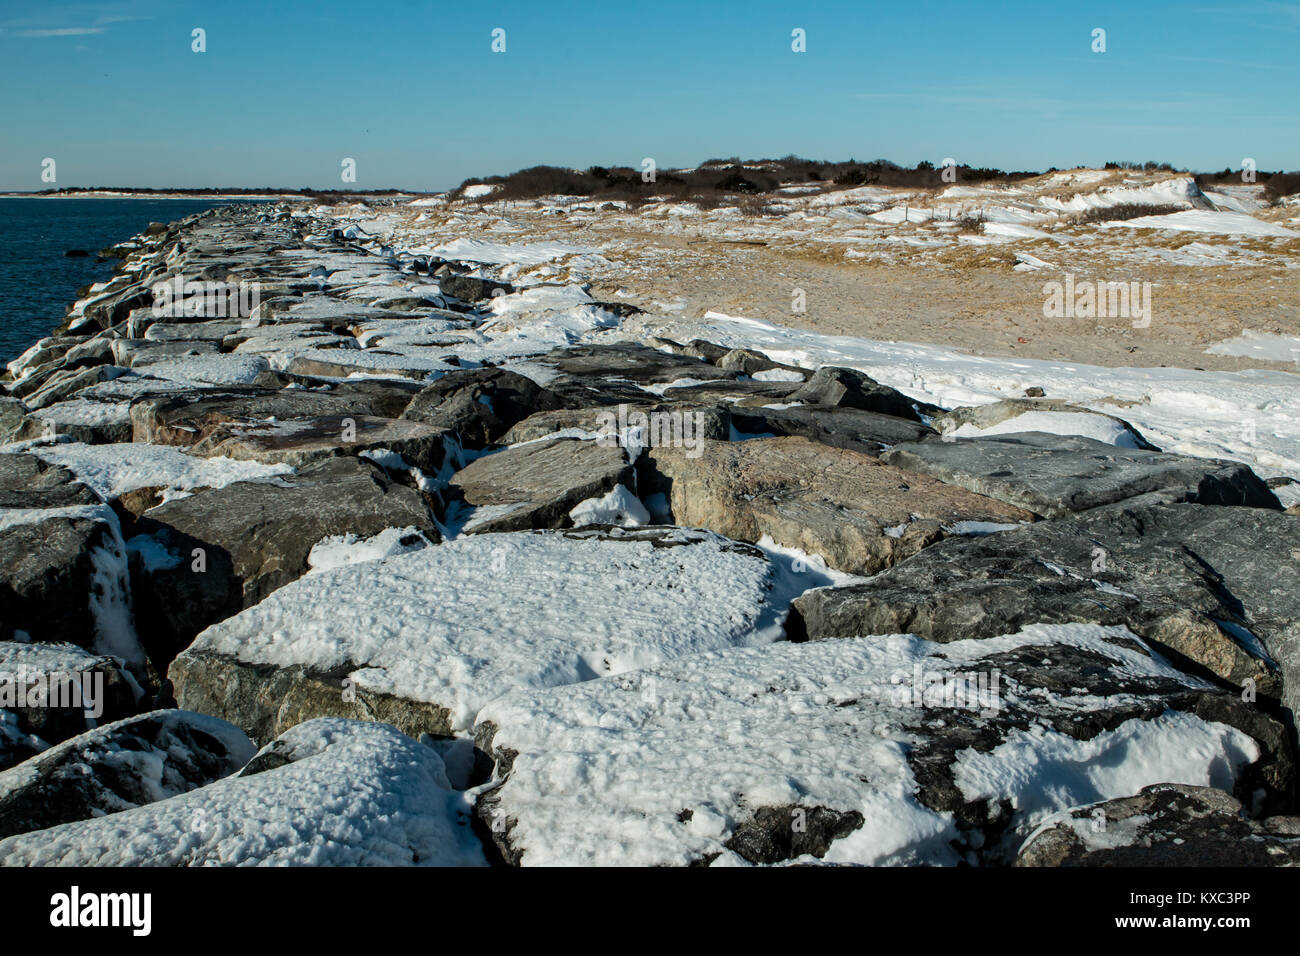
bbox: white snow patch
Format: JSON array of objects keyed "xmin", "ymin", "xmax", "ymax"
[
  {"xmin": 1206, "ymin": 331, "xmax": 1300, "ymax": 364},
  {"xmin": 951, "ymin": 411, "xmax": 1143, "ymax": 447},
  {"xmin": 1105, "ymin": 209, "xmax": 1297, "ymax": 237},
  {"xmin": 307, "ymin": 527, "xmax": 435, "ymax": 573},
  {"xmin": 568, "ymin": 484, "xmax": 651, "ymax": 527},
  {"xmin": 26, "ymin": 443, "xmax": 294, "ymax": 503}
]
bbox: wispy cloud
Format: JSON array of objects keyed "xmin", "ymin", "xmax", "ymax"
[
  {"xmin": 13, "ymin": 27, "xmax": 106, "ymax": 37},
  {"xmin": 0, "ymin": 4, "xmax": 150, "ymax": 39}
]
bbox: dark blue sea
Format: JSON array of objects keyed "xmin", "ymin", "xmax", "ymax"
[{"xmin": 0, "ymin": 198, "xmax": 240, "ymax": 364}]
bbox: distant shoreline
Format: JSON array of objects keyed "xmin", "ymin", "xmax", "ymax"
[
  {"xmin": 0, "ymin": 193, "xmax": 292, "ymax": 201},
  {"xmin": 0, "ymin": 191, "xmax": 425, "ymax": 200}
]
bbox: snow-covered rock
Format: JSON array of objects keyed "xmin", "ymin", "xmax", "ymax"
[
  {"xmin": 0, "ymin": 643, "xmax": 139, "ymax": 771},
  {"xmin": 129, "ymin": 456, "xmax": 437, "ymax": 667},
  {"xmin": 0, "ymin": 503, "xmax": 143, "ymax": 667},
  {"xmin": 172, "ymin": 527, "xmax": 779, "ymax": 742},
  {"xmin": 1016, "ymin": 784, "xmax": 1300, "ymax": 866},
  {"xmin": 0, "ymin": 718, "xmax": 485, "ymax": 866},
  {"xmin": 0, "ymin": 709, "xmax": 255, "ymax": 839},
  {"xmin": 473, "ymin": 624, "xmax": 1288, "ymax": 866}
]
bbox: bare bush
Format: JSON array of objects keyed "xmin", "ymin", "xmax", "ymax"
[
  {"xmin": 1075, "ymin": 203, "xmax": 1185, "ymax": 223},
  {"xmin": 451, "ymin": 157, "xmax": 1041, "ymax": 205},
  {"xmin": 1266, "ymin": 172, "xmax": 1300, "ymax": 203}
]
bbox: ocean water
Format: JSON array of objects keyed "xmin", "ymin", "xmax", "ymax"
[{"xmin": 0, "ymin": 198, "xmax": 239, "ymax": 365}]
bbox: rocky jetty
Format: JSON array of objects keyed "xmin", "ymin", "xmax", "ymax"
[{"xmin": 0, "ymin": 203, "xmax": 1295, "ymax": 866}]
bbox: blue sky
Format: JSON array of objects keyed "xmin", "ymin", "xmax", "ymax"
[{"xmin": 1, "ymin": 0, "xmax": 1298, "ymax": 190}]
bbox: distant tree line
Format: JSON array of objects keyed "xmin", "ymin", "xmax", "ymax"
[
  {"xmin": 30, "ymin": 187, "xmax": 408, "ymax": 198},
  {"xmin": 453, "ymin": 156, "xmax": 1300, "ymax": 206}
]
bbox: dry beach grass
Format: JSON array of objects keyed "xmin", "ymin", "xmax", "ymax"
[{"xmin": 378, "ymin": 168, "xmax": 1300, "ymax": 373}]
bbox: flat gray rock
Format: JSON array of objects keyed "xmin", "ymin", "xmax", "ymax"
[
  {"xmin": 129, "ymin": 382, "xmax": 418, "ymax": 446},
  {"xmin": 730, "ymin": 404, "xmax": 935, "ymax": 456},
  {"xmin": 652, "ymin": 378, "xmax": 801, "ymax": 406},
  {"xmin": 0, "ymin": 454, "xmax": 99, "ymax": 509},
  {"xmin": 111, "ymin": 338, "xmax": 220, "ymax": 368},
  {"xmin": 502, "ymin": 403, "xmax": 730, "ymax": 447},
  {"xmin": 882, "ymin": 432, "xmax": 1279, "ymax": 517},
  {"xmin": 13, "ymin": 400, "xmax": 135, "ymax": 445},
  {"xmin": 792, "ymin": 502, "xmax": 1300, "ymax": 728},
  {"xmin": 189, "ymin": 414, "xmax": 452, "ymax": 473},
  {"xmin": 448, "ymin": 438, "xmax": 633, "ymax": 533},
  {"xmin": 23, "ymin": 365, "xmax": 125, "ymax": 410},
  {"xmin": 536, "ymin": 342, "xmax": 735, "ymax": 386}
]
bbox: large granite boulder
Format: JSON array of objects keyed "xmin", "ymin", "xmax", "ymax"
[
  {"xmin": 644, "ymin": 437, "xmax": 1033, "ymax": 575},
  {"xmin": 0, "ymin": 643, "xmax": 139, "ymax": 771},
  {"xmin": 791, "ymin": 503, "xmax": 1300, "ymax": 723},
  {"xmin": 882, "ymin": 433, "xmax": 1279, "ymax": 517},
  {"xmin": 439, "ymin": 274, "xmax": 513, "ymax": 302},
  {"xmin": 401, "ymin": 367, "xmax": 563, "ymax": 449},
  {"xmin": 0, "ymin": 398, "xmax": 24, "ymax": 442},
  {"xmin": 0, "ymin": 503, "xmax": 140, "ymax": 665},
  {"xmin": 171, "ymin": 528, "xmax": 776, "ymax": 743},
  {"xmin": 129, "ymin": 456, "xmax": 437, "ymax": 666},
  {"xmin": 472, "ymin": 623, "xmax": 1292, "ymax": 865},
  {"xmin": 787, "ymin": 367, "xmax": 938, "ymax": 421},
  {"xmin": 447, "ymin": 438, "xmax": 634, "ymax": 533}
]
